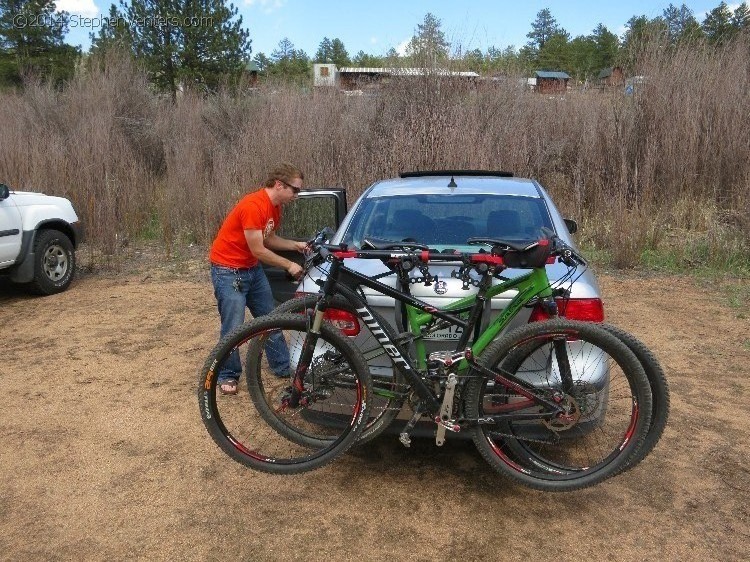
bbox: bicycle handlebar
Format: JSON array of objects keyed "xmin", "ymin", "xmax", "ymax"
[{"xmin": 302, "ymin": 228, "xmax": 587, "ymax": 273}]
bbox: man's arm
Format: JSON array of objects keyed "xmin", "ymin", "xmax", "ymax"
[
  {"xmin": 244, "ymin": 230, "xmax": 303, "ymax": 278},
  {"xmin": 264, "ymin": 232, "xmax": 307, "ymax": 253}
]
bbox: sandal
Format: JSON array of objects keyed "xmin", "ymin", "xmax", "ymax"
[{"xmin": 219, "ymin": 380, "xmax": 238, "ymax": 395}]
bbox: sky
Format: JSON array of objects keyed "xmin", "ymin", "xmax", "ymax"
[{"xmin": 56, "ymin": 0, "xmax": 739, "ymax": 57}]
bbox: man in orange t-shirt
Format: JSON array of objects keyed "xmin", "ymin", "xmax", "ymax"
[{"xmin": 209, "ymin": 162, "xmax": 307, "ymax": 395}]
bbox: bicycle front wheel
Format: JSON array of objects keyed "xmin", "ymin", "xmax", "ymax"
[
  {"xmin": 198, "ymin": 314, "xmax": 372, "ymax": 474},
  {"xmin": 270, "ymin": 294, "xmax": 407, "ymax": 443},
  {"xmin": 465, "ymin": 319, "xmax": 652, "ymax": 491}
]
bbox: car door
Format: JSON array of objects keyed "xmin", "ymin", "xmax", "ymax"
[
  {"xmin": 0, "ymin": 187, "xmax": 22, "ymax": 267},
  {"xmin": 264, "ymin": 189, "xmax": 347, "ymax": 303}
]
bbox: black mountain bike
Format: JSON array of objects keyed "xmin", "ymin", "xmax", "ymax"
[{"xmin": 199, "ymin": 229, "xmax": 655, "ymax": 491}]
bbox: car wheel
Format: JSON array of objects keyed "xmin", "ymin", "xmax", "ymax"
[{"xmin": 29, "ymin": 229, "xmax": 75, "ymax": 295}]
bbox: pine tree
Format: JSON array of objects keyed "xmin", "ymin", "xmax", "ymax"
[
  {"xmin": 620, "ymin": 15, "xmax": 668, "ymax": 69},
  {"xmin": 383, "ymin": 47, "xmax": 399, "ymax": 67},
  {"xmin": 591, "ymin": 24, "xmax": 619, "ymax": 70},
  {"xmin": 269, "ymin": 37, "xmax": 309, "ymax": 81},
  {"xmin": 352, "ymin": 50, "xmax": 381, "ymax": 67},
  {"xmin": 253, "ymin": 52, "xmax": 270, "ymax": 72},
  {"xmin": 405, "ymin": 12, "xmax": 449, "ymax": 66},
  {"xmin": 89, "ymin": 3, "xmax": 131, "ymax": 60},
  {"xmin": 122, "ymin": 0, "xmax": 250, "ymax": 100},
  {"xmin": 314, "ymin": 37, "xmax": 332, "ymax": 62},
  {"xmin": 526, "ymin": 8, "xmax": 565, "ymax": 51},
  {"xmin": 314, "ymin": 37, "xmax": 349, "ymax": 66},
  {"xmin": 125, "ymin": 0, "xmax": 181, "ymax": 98},
  {"xmin": 179, "ymin": 0, "xmax": 250, "ymax": 91},
  {"xmin": 662, "ymin": 4, "xmax": 703, "ymax": 45},
  {"xmin": 462, "ymin": 48, "xmax": 484, "ymax": 72},
  {"xmin": 568, "ymin": 35, "xmax": 596, "ymax": 81},
  {"xmin": 537, "ymin": 31, "xmax": 570, "ymax": 71},
  {"xmin": 702, "ymin": 1, "xmax": 735, "ymax": 44},
  {"xmin": 731, "ymin": 2, "xmax": 750, "ymax": 31},
  {"xmin": 329, "ymin": 38, "xmax": 349, "ymax": 67},
  {"xmin": 0, "ymin": 0, "xmax": 79, "ymax": 86}
]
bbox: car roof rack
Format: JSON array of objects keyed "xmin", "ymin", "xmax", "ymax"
[{"xmin": 399, "ymin": 170, "xmax": 514, "ymax": 178}]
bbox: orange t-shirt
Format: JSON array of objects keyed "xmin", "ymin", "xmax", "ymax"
[{"xmin": 209, "ymin": 188, "xmax": 281, "ymax": 268}]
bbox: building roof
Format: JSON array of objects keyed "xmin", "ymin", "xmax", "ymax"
[
  {"xmin": 534, "ymin": 70, "xmax": 570, "ymax": 80},
  {"xmin": 597, "ymin": 67, "xmax": 613, "ymax": 79},
  {"xmin": 339, "ymin": 67, "xmax": 479, "ymax": 77},
  {"xmin": 245, "ymin": 61, "xmax": 260, "ymax": 72}
]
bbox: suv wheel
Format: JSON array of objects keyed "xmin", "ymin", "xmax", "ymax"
[{"xmin": 30, "ymin": 229, "xmax": 75, "ymax": 295}]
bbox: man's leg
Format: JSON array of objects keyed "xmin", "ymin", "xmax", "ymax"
[
  {"xmin": 245, "ymin": 265, "xmax": 291, "ymax": 377},
  {"xmin": 211, "ymin": 266, "xmax": 247, "ymax": 389}
]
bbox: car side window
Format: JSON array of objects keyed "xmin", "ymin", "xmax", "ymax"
[{"xmin": 278, "ymin": 195, "xmax": 339, "ymax": 239}]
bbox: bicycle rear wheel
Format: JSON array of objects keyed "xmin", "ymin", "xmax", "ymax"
[
  {"xmin": 465, "ymin": 319, "xmax": 652, "ymax": 491},
  {"xmin": 270, "ymin": 294, "xmax": 408, "ymax": 443},
  {"xmin": 198, "ymin": 314, "xmax": 371, "ymax": 474},
  {"xmin": 600, "ymin": 323, "xmax": 669, "ymax": 472}
]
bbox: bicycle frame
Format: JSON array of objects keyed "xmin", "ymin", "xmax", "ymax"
[
  {"xmin": 294, "ymin": 250, "xmax": 561, "ymax": 419},
  {"xmin": 405, "ymin": 267, "xmax": 553, "ymax": 370}
]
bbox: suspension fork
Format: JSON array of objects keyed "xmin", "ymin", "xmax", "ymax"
[
  {"xmin": 554, "ymin": 339, "xmax": 574, "ymax": 394},
  {"xmin": 289, "ymin": 258, "xmax": 342, "ymax": 407},
  {"xmin": 542, "ymin": 297, "xmax": 574, "ymax": 394}
]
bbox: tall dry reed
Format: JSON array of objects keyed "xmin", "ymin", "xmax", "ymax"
[{"xmin": 0, "ymin": 38, "xmax": 747, "ymax": 269}]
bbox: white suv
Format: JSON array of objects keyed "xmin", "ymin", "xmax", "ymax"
[{"xmin": 0, "ymin": 183, "xmax": 82, "ymax": 295}]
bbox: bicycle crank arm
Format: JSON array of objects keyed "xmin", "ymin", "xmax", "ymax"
[{"xmin": 435, "ymin": 374, "xmax": 459, "ymax": 446}]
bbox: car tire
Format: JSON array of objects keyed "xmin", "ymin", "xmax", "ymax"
[{"xmin": 29, "ymin": 229, "xmax": 75, "ymax": 295}]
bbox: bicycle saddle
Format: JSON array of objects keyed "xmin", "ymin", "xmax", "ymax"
[{"xmin": 361, "ymin": 237, "xmax": 429, "ymax": 251}]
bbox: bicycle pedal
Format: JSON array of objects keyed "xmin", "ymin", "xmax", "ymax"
[{"xmin": 399, "ymin": 432, "xmax": 411, "ymax": 447}]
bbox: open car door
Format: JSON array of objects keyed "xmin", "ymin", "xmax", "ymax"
[{"xmin": 264, "ymin": 189, "xmax": 347, "ymax": 304}]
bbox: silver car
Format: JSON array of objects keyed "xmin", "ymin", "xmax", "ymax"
[
  {"xmin": 267, "ymin": 171, "xmax": 606, "ymax": 432},
  {"xmin": 272, "ymin": 170, "xmax": 602, "ymax": 324}
]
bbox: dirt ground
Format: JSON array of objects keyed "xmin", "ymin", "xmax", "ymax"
[{"xmin": 1, "ymin": 256, "xmax": 749, "ymax": 562}]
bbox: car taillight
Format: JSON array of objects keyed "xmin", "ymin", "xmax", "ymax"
[
  {"xmin": 324, "ymin": 308, "xmax": 361, "ymax": 336},
  {"xmin": 292, "ymin": 292, "xmax": 361, "ymax": 336},
  {"xmin": 528, "ymin": 298, "xmax": 605, "ymax": 323}
]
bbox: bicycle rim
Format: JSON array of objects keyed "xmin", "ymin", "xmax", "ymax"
[
  {"xmin": 469, "ymin": 320, "xmax": 651, "ymax": 490},
  {"xmin": 198, "ymin": 314, "xmax": 371, "ymax": 474}
]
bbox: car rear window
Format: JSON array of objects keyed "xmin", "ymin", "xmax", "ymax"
[{"xmin": 342, "ymin": 194, "xmax": 553, "ymax": 248}]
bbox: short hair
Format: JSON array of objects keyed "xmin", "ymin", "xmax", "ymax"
[{"xmin": 264, "ymin": 162, "xmax": 304, "ymax": 187}]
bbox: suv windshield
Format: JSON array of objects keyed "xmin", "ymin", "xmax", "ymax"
[{"xmin": 342, "ymin": 194, "xmax": 553, "ymax": 249}]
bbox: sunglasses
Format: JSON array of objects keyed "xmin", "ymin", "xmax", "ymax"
[{"xmin": 279, "ymin": 179, "xmax": 301, "ymax": 194}]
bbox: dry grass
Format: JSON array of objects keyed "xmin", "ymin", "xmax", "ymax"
[{"xmin": 0, "ymin": 39, "xmax": 747, "ymax": 270}]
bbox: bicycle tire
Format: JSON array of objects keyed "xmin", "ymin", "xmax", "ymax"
[
  {"xmin": 198, "ymin": 313, "xmax": 372, "ymax": 474},
  {"xmin": 500, "ymin": 323, "xmax": 670, "ymax": 473},
  {"xmin": 464, "ymin": 319, "xmax": 652, "ymax": 491},
  {"xmin": 600, "ymin": 323, "xmax": 669, "ymax": 471},
  {"xmin": 269, "ymin": 294, "xmax": 408, "ymax": 444}
]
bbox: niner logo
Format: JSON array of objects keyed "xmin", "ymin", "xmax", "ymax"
[{"xmin": 356, "ymin": 306, "xmax": 411, "ymax": 370}]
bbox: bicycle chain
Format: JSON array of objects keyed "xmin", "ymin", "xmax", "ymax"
[
  {"xmin": 482, "ymin": 428, "xmax": 562, "ymax": 445},
  {"xmin": 274, "ymin": 388, "xmax": 562, "ymax": 444}
]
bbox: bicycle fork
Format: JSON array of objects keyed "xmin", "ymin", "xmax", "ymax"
[{"xmin": 288, "ymin": 306, "xmax": 326, "ymax": 408}]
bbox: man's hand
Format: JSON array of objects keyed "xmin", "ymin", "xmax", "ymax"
[
  {"xmin": 287, "ymin": 262, "xmax": 303, "ymax": 280},
  {"xmin": 294, "ymin": 240, "xmax": 308, "ymax": 253}
]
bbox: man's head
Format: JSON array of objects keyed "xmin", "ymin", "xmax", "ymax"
[{"xmin": 265, "ymin": 162, "xmax": 304, "ymax": 205}]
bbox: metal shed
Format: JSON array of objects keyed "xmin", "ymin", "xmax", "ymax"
[
  {"xmin": 534, "ymin": 70, "xmax": 570, "ymax": 94},
  {"xmin": 597, "ymin": 66, "xmax": 625, "ymax": 87}
]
